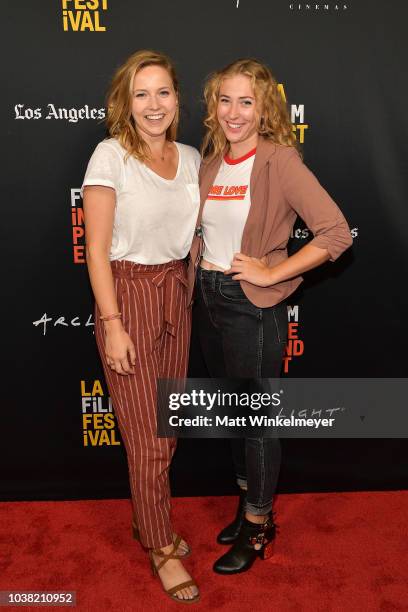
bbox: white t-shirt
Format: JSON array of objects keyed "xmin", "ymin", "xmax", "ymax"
[
  {"xmin": 81, "ymin": 138, "xmax": 201, "ymax": 264},
  {"xmin": 202, "ymin": 148, "xmax": 255, "ymax": 270}
]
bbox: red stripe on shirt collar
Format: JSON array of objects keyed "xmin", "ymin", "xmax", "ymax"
[{"xmin": 224, "ymin": 147, "xmax": 257, "ymax": 165}]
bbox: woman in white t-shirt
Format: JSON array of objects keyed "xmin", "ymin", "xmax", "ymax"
[{"xmin": 82, "ymin": 50, "xmax": 200, "ymax": 604}]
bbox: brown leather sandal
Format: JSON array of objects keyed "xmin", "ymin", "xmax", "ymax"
[
  {"xmin": 132, "ymin": 519, "xmax": 191, "ymax": 558},
  {"xmin": 149, "ymin": 539, "xmax": 200, "ymax": 604}
]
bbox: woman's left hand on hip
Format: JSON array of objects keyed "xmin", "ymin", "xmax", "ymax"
[{"xmin": 224, "ymin": 253, "xmax": 273, "ymax": 287}]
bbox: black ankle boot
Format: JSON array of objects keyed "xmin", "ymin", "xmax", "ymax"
[
  {"xmin": 213, "ymin": 516, "xmax": 276, "ymax": 575},
  {"xmin": 217, "ymin": 488, "xmax": 247, "ymax": 545}
]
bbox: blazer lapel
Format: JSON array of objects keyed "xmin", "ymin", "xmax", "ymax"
[
  {"xmin": 241, "ymin": 138, "xmax": 276, "ymax": 254},
  {"xmin": 249, "ymin": 136, "xmax": 274, "ymax": 199}
]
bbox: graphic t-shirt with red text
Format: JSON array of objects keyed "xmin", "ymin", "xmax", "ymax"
[{"xmin": 202, "ymin": 147, "xmax": 256, "ymax": 270}]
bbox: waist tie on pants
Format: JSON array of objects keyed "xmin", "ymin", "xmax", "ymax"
[{"xmin": 110, "ymin": 259, "xmax": 188, "ymax": 336}]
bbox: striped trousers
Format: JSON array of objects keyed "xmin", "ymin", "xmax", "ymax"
[{"xmin": 94, "ymin": 259, "xmax": 191, "ymax": 548}]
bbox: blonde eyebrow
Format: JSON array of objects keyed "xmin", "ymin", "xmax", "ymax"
[
  {"xmin": 133, "ymin": 87, "xmax": 171, "ymax": 93},
  {"xmin": 219, "ymin": 95, "xmax": 255, "ymax": 100}
]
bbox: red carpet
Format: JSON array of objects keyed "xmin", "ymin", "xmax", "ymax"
[{"xmin": 1, "ymin": 492, "xmax": 407, "ymax": 611}]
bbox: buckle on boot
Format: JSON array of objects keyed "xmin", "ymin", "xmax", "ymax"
[{"xmin": 250, "ymin": 532, "xmax": 267, "ymax": 546}]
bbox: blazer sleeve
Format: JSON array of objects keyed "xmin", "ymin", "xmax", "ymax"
[{"xmin": 277, "ymin": 147, "xmax": 353, "ymax": 262}]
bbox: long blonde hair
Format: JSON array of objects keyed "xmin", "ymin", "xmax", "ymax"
[
  {"xmin": 106, "ymin": 50, "xmax": 179, "ymax": 161},
  {"xmin": 201, "ymin": 58, "xmax": 298, "ymax": 160}
]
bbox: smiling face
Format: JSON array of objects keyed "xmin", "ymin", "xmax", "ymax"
[
  {"xmin": 131, "ymin": 64, "xmax": 178, "ymax": 141},
  {"xmin": 216, "ymin": 74, "xmax": 260, "ymax": 150}
]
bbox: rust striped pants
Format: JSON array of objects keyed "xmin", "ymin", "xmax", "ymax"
[{"xmin": 94, "ymin": 259, "xmax": 191, "ymax": 548}]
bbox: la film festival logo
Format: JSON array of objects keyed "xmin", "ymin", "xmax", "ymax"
[
  {"xmin": 278, "ymin": 84, "xmax": 308, "ymax": 145},
  {"xmin": 81, "ymin": 379, "xmax": 121, "ymax": 446},
  {"xmin": 71, "ymin": 189, "xmax": 85, "ymax": 264},
  {"xmin": 62, "ymin": 0, "xmax": 108, "ymax": 32},
  {"xmin": 284, "ymin": 305, "xmax": 304, "ymax": 373}
]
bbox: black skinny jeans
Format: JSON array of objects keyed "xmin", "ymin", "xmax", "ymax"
[{"xmin": 195, "ymin": 268, "xmax": 288, "ymax": 515}]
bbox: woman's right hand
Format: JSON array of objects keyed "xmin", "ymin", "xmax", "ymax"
[{"xmin": 104, "ymin": 321, "xmax": 136, "ymax": 375}]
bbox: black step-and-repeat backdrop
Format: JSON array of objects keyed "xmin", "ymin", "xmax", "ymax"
[{"xmin": 2, "ymin": 1, "xmax": 407, "ymax": 502}]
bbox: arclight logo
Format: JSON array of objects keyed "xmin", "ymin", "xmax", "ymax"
[
  {"xmin": 235, "ymin": 1, "xmax": 349, "ymax": 9},
  {"xmin": 289, "ymin": 3, "xmax": 349, "ymax": 10}
]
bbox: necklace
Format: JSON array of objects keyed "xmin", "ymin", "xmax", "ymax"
[
  {"xmin": 158, "ymin": 144, "xmax": 167, "ymax": 162},
  {"xmin": 152, "ymin": 143, "xmax": 169, "ymax": 162},
  {"xmin": 152, "ymin": 150, "xmax": 165, "ymax": 162}
]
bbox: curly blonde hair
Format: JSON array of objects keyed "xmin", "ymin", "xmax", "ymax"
[
  {"xmin": 201, "ymin": 58, "xmax": 298, "ymax": 160},
  {"xmin": 106, "ymin": 50, "xmax": 179, "ymax": 162}
]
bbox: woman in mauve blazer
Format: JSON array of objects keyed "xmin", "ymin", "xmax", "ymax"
[{"xmin": 187, "ymin": 58, "xmax": 352, "ymax": 576}]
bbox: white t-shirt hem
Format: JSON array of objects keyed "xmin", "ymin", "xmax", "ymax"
[{"xmin": 200, "ymin": 257, "xmax": 229, "ymax": 271}]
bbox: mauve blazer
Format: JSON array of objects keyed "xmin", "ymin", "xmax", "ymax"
[{"xmin": 187, "ymin": 137, "xmax": 353, "ymax": 308}]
